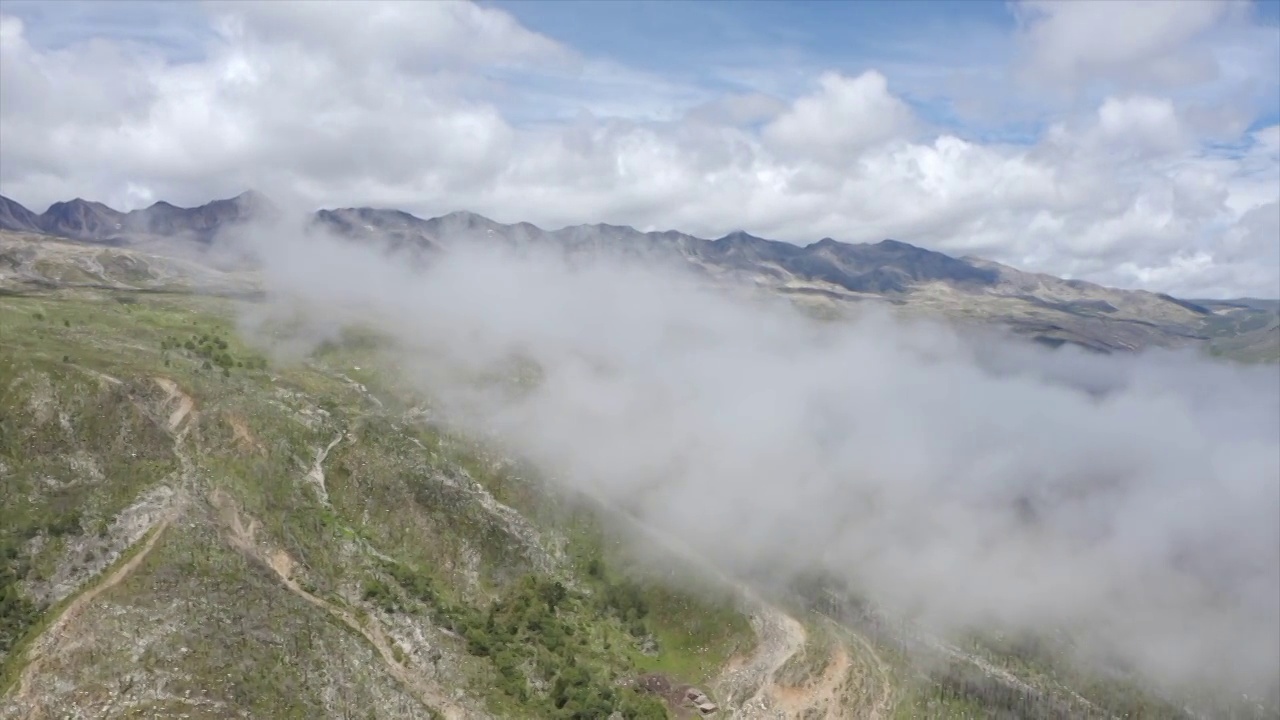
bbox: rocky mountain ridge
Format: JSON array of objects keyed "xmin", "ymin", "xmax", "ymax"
[
  {"xmin": 2, "ymin": 192, "xmax": 1276, "ymax": 358},
  {"xmin": 0, "ymin": 191, "xmax": 269, "ymax": 245}
]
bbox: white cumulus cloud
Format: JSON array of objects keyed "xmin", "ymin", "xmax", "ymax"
[
  {"xmin": 762, "ymin": 70, "xmax": 916, "ymax": 161},
  {"xmin": 0, "ymin": 0, "xmax": 1276, "ymax": 298}
]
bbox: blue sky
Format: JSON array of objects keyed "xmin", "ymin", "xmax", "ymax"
[
  {"xmin": 488, "ymin": 0, "xmax": 1018, "ymax": 63},
  {"xmin": 488, "ymin": 0, "xmax": 1280, "ymax": 138},
  {"xmin": 488, "ymin": 0, "xmax": 1019, "ymax": 129},
  {"xmin": 488, "ymin": 0, "xmax": 1280, "ymax": 69},
  {"xmin": 7, "ymin": 0, "xmax": 1278, "ymax": 138},
  {"xmin": 1, "ymin": 0, "xmax": 1278, "ymax": 297},
  {"xmin": 488, "ymin": 0, "xmax": 1019, "ymax": 66}
]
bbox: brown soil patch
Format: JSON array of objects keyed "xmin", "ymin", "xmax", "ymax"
[
  {"xmin": 153, "ymin": 377, "xmax": 195, "ymax": 431},
  {"xmin": 225, "ymin": 412, "xmax": 265, "ymax": 454},
  {"xmin": 772, "ymin": 645, "xmax": 852, "ymax": 719}
]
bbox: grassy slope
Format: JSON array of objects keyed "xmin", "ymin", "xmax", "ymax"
[{"xmin": 0, "ymin": 288, "xmax": 753, "ymax": 718}]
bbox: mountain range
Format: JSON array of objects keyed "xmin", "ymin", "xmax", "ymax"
[
  {"xmin": 2, "ymin": 192, "xmax": 1276, "ymax": 359},
  {"xmin": 0, "ymin": 191, "xmax": 270, "ymax": 245}
]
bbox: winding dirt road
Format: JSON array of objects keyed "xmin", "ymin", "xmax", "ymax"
[
  {"xmin": 717, "ymin": 609, "xmax": 896, "ymax": 720},
  {"xmin": 713, "ymin": 594, "xmax": 807, "ymax": 717},
  {"xmin": 590, "ymin": 502, "xmax": 888, "ymax": 718}
]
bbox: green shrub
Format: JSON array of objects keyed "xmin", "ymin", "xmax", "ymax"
[
  {"xmin": 361, "ymin": 578, "xmax": 399, "ymax": 613},
  {"xmin": 0, "ymin": 539, "xmax": 39, "ymax": 656}
]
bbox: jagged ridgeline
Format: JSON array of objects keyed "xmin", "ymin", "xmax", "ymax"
[{"xmin": 2, "ymin": 191, "xmax": 1277, "ymax": 362}]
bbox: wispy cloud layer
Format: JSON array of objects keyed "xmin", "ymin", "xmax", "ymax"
[{"xmin": 242, "ymin": 217, "xmax": 1280, "ymax": 699}]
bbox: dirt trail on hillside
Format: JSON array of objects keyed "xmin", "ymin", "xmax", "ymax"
[
  {"xmin": 154, "ymin": 377, "xmax": 194, "ymax": 431},
  {"xmin": 305, "ymin": 433, "xmax": 344, "ymax": 504},
  {"xmin": 588, "ymin": 505, "xmax": 811, "ymax": 716},
  {"xmin": 8, "ymin": 379, "xmax": 193, "ymax": 718},
  {"xmin": 598, "ymin": 502, "xmax": 901, "ymax": 718},
  {"xmin": 209, "ymin": 490, "xmax": 469, "ymax": 720},
  {"xmin": 8, "ymin": 515, "xmax": 173, "ymax": 718},
  {"xmin": 720, "ymin": 613, "xmax": 896, "ymax": 720},
  {"xmin": 715, "ymin": 598, "xmax": 808, "ymax": 717},
  {"xmin": 81, "ymin": 367, "xmax": 122, "ymax": 387},
  {"xmin": 772, "ymin": 644, "xmax": 852, "ymax": 719},
  {"xmin": 845, "ymin": 626, "xmax": 895, "ymax": 720}
]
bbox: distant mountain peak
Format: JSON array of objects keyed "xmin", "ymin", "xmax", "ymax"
[
  {"xmin": 49, "ymin": 197, "xmax": 119, "ymax": 213},
  {"xmin": 437, "ymin": 210, "xmax": 499, "ymax": 225},
  {"xmin": 233, "ymin": 189, "xmax": 268, "ymax": 203},
  {"xmin": 715, "ymin": 230, "xmax": 767, "ymax": 245},
  {"xmin": 0, "ymin": 194, "xmax": 44, "ymax": 233},
  {"xmin": 875, "ymin": 238, "xmax": 915, "ymax": 249},
  {"xmin": 317, "ymin": 206, "xmax": 427, "ymax": 228},
  {"xmin": 430, "ymin": 209, "xmax": 504, "ymax": 231}
]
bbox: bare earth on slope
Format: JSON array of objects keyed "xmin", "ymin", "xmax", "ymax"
[
  {"xmin": 304, "ymin": 433, "xmax": 345, "ymax": 505},
  {"xmin": 6, "ymin": 377, "xmax": 194, "ymax": 718},
  {"xmin": 718, "ymin": 612, "xmax": 895, "ymax": 720},
  {"xmin": 714, "ymin": 599, "xmax": 807, "ymax": 718},
  {"xmin": 593, "ymin": 506, "xmax": 815, "ymax": 717},
  {"xmin": 772, "ymin": 645, "xmax": 851, "ymax": 719},
  {"xmin": 153, "ymin": 376, "xmax": 195, "ymax": 431},
  {"xmin": 208, "ymin": 490, "xmax": 475, "ymax": 720},
  {"xmin": 7, "ymin": 514, "xmax": 175, "ymax": 719},
  {"xmin": 612, "ymin": 506, "xmax": 896, "ymax": 719}
]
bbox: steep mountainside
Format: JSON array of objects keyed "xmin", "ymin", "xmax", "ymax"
[
  {"xmin": 36, "ymin": 199, "xmax": 127, "ymax": 241},
  {"xmin": 0, "ymin": 198, "xmax": 42, "ymax": 235},
  {"xmin": 1, "ymin": 234, "xmax": 1275, "ymax": 719},
  {"xmin": 0, "ymin": 252, "xmax": 752, "ymax": 719}
]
